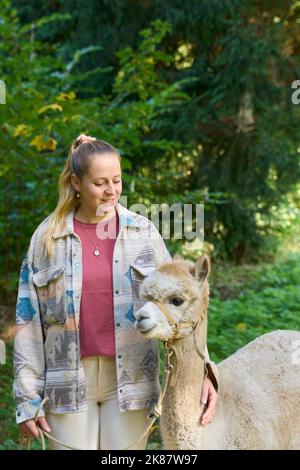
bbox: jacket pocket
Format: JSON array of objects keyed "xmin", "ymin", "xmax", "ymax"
[
  {"xmin": 33, "ymin": 265, "xmax": 67, "ymax": 326},
  {"xmin": 130, "ymin": 257, "xmax": 157, "ymax": 314}
]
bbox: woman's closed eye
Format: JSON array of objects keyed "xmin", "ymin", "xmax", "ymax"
[{"xmin": 95, "ymin": 180, "xmax": 121, "ymax": 187}]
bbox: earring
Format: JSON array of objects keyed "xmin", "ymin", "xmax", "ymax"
[{"xmin": 76, "ymin": 192, "xmax": 80, "ymax": 198}]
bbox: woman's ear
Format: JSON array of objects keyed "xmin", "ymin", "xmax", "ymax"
[
  {"xmin": 194, "ymin": 254, "xmax": 211, "ymax": 282},
  {"xmin": 71, "ymin": 173, "xmax": 80, "ymax": 193}
]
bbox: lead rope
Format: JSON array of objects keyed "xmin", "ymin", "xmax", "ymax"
[
  {"xmin": 26, "ymin": 346, "xmax": 176, "ymax": 451},
  {"xmin": 123, "ymin": 344, "xmax": 175, "ymax": 450},
  {"xmin": 26, "ymin": 397, "xmax": 82, "ymax": 450},
  {"xmin": 26, "ymin": 396, "xmax": 155, "ymax": 451}
]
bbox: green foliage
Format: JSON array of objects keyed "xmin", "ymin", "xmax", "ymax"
[
  {"xmin": 11, "ymin": 1, "xmax": 300, "ymax": 259},
  {"xmin": 3, "ymin": 0, "xmax": 299, "ymax": 269},
  {"xmin": 208, "ymin": 253, "xmax": 300, "ymax": 362},
  {"xmin": 0, "ymin": 4, "xmax": 194, "ymax": 301}
]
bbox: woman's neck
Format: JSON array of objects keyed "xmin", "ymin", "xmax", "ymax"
[{"xmin": 74, "ymin": 206, "xmax": 116, "ymax": 224}]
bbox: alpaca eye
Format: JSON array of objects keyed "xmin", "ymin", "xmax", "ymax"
[{"xmin": 170, "ymin": 297, "xmax": 184, "ymax": 307}]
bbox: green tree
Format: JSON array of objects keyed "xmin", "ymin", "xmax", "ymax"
[
  {"xmin": 0, "ymin": 2, "xmax": 193, "ymax": 301},
  {"xmin": 4, "ymin": 0, "xmax": 300, "ymax": 260},
  {"xmin": 12, "ymin": 0, "xmax": 300, "ymax": 259}
]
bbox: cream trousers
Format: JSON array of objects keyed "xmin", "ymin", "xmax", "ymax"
[{"xmin": 46, "ymin": 355, "xmax": 150, "ymax": 450}]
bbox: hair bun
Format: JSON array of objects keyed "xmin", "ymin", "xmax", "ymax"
[{"xmin": 73, "ymin": 134, "xmax": 97, "ymax": 150}]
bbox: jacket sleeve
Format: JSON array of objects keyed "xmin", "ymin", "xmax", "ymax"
[{"xmin": 13, "ymin": 246, "xmax": 46, "ymax": 424}]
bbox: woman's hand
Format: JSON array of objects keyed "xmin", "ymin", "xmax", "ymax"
[
  {"xmin": 200, "ymin": 376, "xmax": 218, "ymax": 426},
  {"xmin": 19, "ymin": 417, "xmax": 51, "ymax": 438}
]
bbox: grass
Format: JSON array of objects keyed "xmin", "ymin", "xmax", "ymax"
[
  {"xmin": 1, "ymin": 251, "xmax": 300, "ymax": 450},
  {"xmin": 208, "ymin": 252, "xmax": 300, "ymax": 363}
]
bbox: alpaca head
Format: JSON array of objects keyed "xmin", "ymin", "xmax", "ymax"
[{"xmin": 134, "ymin": 254, "xmax": 210, "ymax": 342}]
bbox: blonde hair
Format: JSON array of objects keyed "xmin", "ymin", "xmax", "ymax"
[{"xmin": 42, "ymin": 134, "xmax": 121, "ymax": 258}]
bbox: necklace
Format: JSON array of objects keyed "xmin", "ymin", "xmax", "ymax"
[{"xmin": 81, "ymin": 221, "xmax": 100, "ymax": 257}]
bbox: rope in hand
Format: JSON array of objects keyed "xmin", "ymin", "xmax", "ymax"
[
  {"xmin": 26, "ymin": 397, "xmax": 82, "ymax": 450},
  {"xmin": 26, "ymin": 351, "xmax": 175, "ymax": 451}
]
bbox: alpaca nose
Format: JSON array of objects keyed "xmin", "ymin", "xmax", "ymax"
[
  {"xmin": 135, "ymin": 308, "xmax": 149, "ymax": 322},
  {"xmin": 134, "ymin": 303, "xmax": 157, "ymax": 332}
]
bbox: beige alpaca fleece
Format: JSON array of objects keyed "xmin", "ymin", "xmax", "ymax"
[{"xmin": 135, "ymin": 255, "xmax": 300, "ymax": 450}]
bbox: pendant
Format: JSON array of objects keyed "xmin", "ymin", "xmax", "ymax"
[{"xmin": 94, "ymin": 249, "xmax": 100, "ymax": 256}]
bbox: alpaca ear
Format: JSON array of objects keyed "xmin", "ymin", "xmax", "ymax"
[{"xmin": 194, "ymin": 254, "xmax": 210, "ymax": 282}]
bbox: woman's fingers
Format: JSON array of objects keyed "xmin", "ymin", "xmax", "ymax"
[
  {"xmin": 19, "ymin": 419, "xmax": 40, "ymax": 438},
  {"xmin": 200, "ymin": 377, "xmax": 209, "ymax": 405},
  {"xmin": 19, "ymin": 416, "xmax": 51, "ymax": 440},
  {"xmin": 200, "ymin": 377, "xmax": 218, "ymax": 426},
  {"xmin": 37, "ymin": 417, "xmax": 51, "ymax": 433},
  {"xmin": 201, "ymin": 395, "xmax": 217, "ymax": 425}
]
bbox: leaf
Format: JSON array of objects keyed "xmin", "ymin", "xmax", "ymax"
[
  {"xmin": 19, "ymin": 13, "xmax": 72, "ymax": 33},
  {"xmin": 38, "ymin": 104, "xmax": 63, "ymax": 114},
  {"xmin": 56, "ymin": 92, "xmax": 76, "ymax": 102},
  {"xmin": 29, "ymin": 135, "xmax": 57, "ymax": 151},
  {"xmin": 66, "ymin": 46, "xmax": 103, "ymax": 74},
  {"xmin": 13, "ymin": 125, "xmax": 32, "ymax": 138},
  {"xmin": 235, "ymin": 322, "xmax": 248, "ymax": 331}
]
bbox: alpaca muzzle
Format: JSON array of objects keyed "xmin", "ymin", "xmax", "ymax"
[
  {"xmin": 134, "ymin": 302, "xmax": 173, "ymax": 340},
  {"xmin": 134, "ymin": 302, "xmax": 160, "ymax": 332}
]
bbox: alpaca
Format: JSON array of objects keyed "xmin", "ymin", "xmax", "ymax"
[{"xmin": 134, "ymin": 255, "xmax": 300, "ymax": 450}]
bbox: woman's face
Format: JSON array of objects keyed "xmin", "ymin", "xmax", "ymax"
[{"xmin": 72, "ymin": 153, "xmax": 122, "ymax": 216}]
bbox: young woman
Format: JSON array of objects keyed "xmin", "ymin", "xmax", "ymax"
[{"xmin": 13, "ymin": 134, "xmax": 218, "ymax": 450}]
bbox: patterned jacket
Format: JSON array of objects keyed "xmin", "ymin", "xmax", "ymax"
[{"xmin": 13, "ymin": 203, "xmax": 217, "ymax": 424}]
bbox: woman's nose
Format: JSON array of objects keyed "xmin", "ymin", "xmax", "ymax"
[{"xmin": 105, "ymin": 183, "xmax": 115, "ymax": 194}]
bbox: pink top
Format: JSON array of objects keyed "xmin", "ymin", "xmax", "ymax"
[{"xmin": 73, "ymin": 212, "xmax": 119, "ymax": 357}]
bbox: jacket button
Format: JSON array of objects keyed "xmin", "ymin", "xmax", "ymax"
[
  {"xmin": 115, "ymin": 290, "xmax": 119, "ymax": 294},
  {"xmin": 76, "ymin": 262, "xmax": 80, "ymax": 267},
  {"xmin": 75, "ymin": 293, "xmax": 80, "ymax": 299},
  {"xmin": 116, "ymin": 322, "xmax": 120, "ymax": 327},
  {"xmin": 17, "ymin": 411, "xmax": 21, "ymax": 417},
  {"xmin": 119, "ymin": 389, "xmax": 123, "ymax": 393},
  {"xmin": 118, "ymin": 354, "xmax": 122, "ymax": 359},
  {"xmin": 115, "ymin": 259, "xmax": 119, "ymax": 263}
]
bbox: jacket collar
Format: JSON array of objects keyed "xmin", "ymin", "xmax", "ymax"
[{"xmin": 52, "ymin": 202, "xmax": 139, "ymax": 240}]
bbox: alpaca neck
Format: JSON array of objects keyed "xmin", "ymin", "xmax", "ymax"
[
  {"xmin": 170, "ymin": 332, "xmax": 206, "ymax": 401},
  {"xmin": 161, "ymin": 323, "xmax": 207, "ymax": 448}
]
